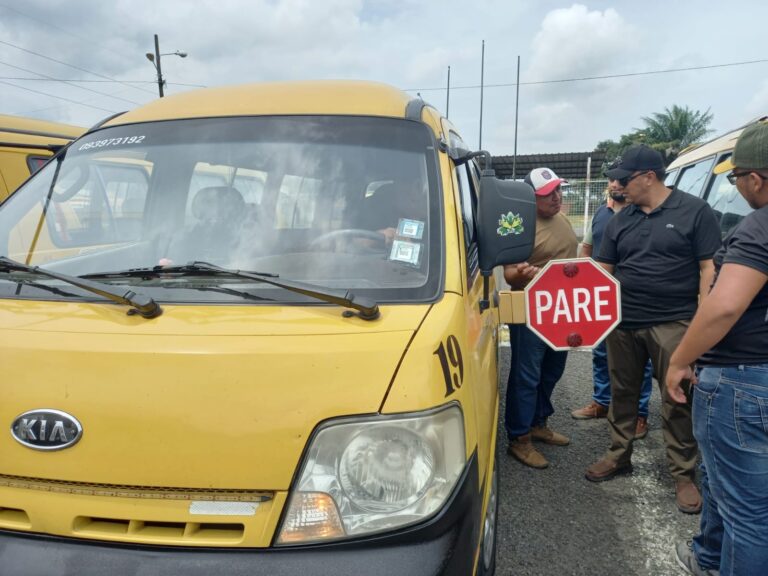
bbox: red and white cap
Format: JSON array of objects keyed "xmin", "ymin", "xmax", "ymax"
[{"xmin": 524, "ymin": 167, "xmax": 566, "ymax": 196}]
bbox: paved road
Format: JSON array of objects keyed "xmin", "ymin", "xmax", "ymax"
[{"xmin": 495, "ymin": 347, "xmax": 700, "ymax": 576}]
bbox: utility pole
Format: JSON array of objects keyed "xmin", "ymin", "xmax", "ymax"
[
  {"xmin": 479, "ymin": 40, "xmax": 485, "ymax": 150},
  {"xmin": 513, "ymin": 55, "xmax": 520, "ymax": 179},
  {"xmin": 147, "ymin": 34, "xmax": 163, "ymax": 98},
  {"xmin": 153, "ymin": 34, "xmax": 164, "ymax": 97},
  {"xmin": 446, "ymin": 66, "xmax": 451, "ymax": 118},
  {"xmin": 146, "ymin": 34, "xmax": 187, "ymax": 98}
]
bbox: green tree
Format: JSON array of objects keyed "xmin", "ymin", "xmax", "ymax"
[
  {"xmin": 640, "ymin": 104, "xmax": 714, "ymax": 158},
  {"xmin": 596, "ymin": 130, "xmax": 646, "ymax": 167},
  {"xmin": 595, "ymin": 105, "xmax": 714, "ymax": 171}
]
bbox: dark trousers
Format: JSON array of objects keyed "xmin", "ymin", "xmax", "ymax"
[
  {"xmin": 605, "ymin": 320, "xmax": 697, "ymax": 480},
  {"xmin": 505, "ymin": 324, "xmax": 568, "ymax": 439},
  {"xmin": 592, "ymin": 339, "xmax": 653, "ymax": 416}
]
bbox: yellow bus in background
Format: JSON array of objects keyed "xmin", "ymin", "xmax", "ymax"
[
  {"xmin": 665, "ymin": 117, "xmax": 764, "ymax": 237},
  {"xmin": 0, "ymin": 114, "xmax": 84, "ymax": 202}
]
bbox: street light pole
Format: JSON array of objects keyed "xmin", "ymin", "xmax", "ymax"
[
  {"xmin": 153, "ymin": 34, "xmax": 164, "ymax": 97},
  {"xmin": 145, "ymin": 34, "xmax": 187, "ymax": 98}
]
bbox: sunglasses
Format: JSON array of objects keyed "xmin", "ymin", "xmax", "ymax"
[
  {"xmin": 617, "ymin": 171, "xmax": 649, "ymax": 187},
  {"xmin": 726, "ymin": 170, "xmax": 767, "ymax": 186}
]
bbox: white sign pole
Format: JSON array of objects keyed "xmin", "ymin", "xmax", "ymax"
[{"xmin": 582, "ymin": 156, "xmax": 592, "ymax": 239}]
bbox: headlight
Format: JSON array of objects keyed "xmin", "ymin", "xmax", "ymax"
[{"xmin": 276, "ymin": 404, "xmax": 465, "ymax": 545}]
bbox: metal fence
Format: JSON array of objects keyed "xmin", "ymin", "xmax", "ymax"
[{"xmin": 561, "ymin": 178, "xmax": 609, "ymax": 240}]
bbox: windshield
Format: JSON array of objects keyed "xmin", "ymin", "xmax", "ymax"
[{"xmin": 0, "ymin": 116, "xmax": 443, "ymax": 305}]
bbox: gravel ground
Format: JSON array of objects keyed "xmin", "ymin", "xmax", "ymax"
[{"xmin": 495, "ymin": 348, "xmax": 700, "ymax": 576}]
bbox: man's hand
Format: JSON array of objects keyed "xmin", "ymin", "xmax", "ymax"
[
  {"xmin": 504, "ymin": 261, "xmax": 541, "ymax": 289},
  {"xmin": 378, "ymin": 227, "xmax": 397, "ymax": 245},
  {"xmin": 665, "ymin": 362, "xmax": 696, "ymax": 404},
  {"xmin": 516, "ymin": 262, "xmax": 541, "ymax": 279}
]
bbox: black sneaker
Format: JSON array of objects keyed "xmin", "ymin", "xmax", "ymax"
[{"xmin": 674, "ymin": 540, "xmax": 719, "ymax": 576}]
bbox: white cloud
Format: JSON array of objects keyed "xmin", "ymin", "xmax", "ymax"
[
  {"xmin": 745, "ymin": 80, "xmax": 768, "ymax": 122},
  {"xmin": 2, "ymin": 0, "xmax": 768, "ymax": 153},
  {"xmin": 528, "ymin": 4, "xmax": 632, "ymax": 82}
]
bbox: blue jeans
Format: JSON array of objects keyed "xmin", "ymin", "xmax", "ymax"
[
  {"xmin": 692, "ymin": 364, "xmax": 768, "ymax": 575},
  {"xmin": 505, "ymin": 324, "xmax": 568, "ymax": 439},
  {"xmin": 592, "ymin": 340, "xmax": 654, "ymax": 417}
]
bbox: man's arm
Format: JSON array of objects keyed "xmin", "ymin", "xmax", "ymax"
[
  {"xmin": 698, "ymin": 258, "xmax": 715, "ymax": 302},
  {"xmin": 598, "ymin": 262, "xmax": 614, "ymax": 275},
  {"xmin": 579, "ymin": 243, "xmax": 593, "ymax": 258},
  {"xmin": 666, "ymin": 262, "xmax": 768, "ymax": 402}
]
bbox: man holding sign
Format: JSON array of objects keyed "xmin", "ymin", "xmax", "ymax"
[
  {"xmin": 584, "ymin": 145, "xmax": 721, "ymax": 515},
  {"xmin": 503, "ymin": 167, "xmax": 577, "ymax": 469}
]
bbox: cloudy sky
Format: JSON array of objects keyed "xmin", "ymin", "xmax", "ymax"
[{"xmin": 2, "ymin": 0, "xmax": 767, "ymax": 155}]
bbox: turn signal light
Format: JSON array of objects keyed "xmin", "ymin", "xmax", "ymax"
[{"xmin": 276, "ymin": 492, "xmax": 345, "ymax": 544}]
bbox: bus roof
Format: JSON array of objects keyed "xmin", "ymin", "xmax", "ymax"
[
  {"xmin": 0, "ymin": 114, "xmax": 84, "ymax": 145},
  {"xmin": 668, "ymin": 115, "xmax": 767, "ymax": 170},
  {"xmin": 105, "ymin": 81, "xmax": 418, "ymax": 126}
]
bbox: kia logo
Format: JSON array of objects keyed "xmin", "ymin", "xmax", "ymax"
[{"xmin": 10, "ymin": 409, "xmax": 83, "ymax": 451}]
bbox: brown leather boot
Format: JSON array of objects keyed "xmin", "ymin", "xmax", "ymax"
[
  {"xmin": 531, "ymin": 425, "xmax": 570, "ymax": 446},
  {"xmin": 507, "ymin": 434, "xmax": 548, "ymax": 469},
  {"xmin": 571, "ymin": 401, "xmax": 608, "ymax": 420},
  {"xmin": 675, "ymin": 479, "xmax": 702, "ymax": 514},
  {"xmin": 635, "ymin": 416, "xmax": 648, "ymax": 440},
  {"xmin": 585, "ymin": 457, "xmax": 632, "ymax": 482}
]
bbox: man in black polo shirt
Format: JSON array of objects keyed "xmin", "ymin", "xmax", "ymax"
[
  {"xmin": 584, "ymin": 145, "xmax": 722, "ymax": 515},
  {"xmin": 666, "ymin": 119, "xmax": 768, "ymax": 576}
]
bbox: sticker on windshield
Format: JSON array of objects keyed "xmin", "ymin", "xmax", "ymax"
[
  {"xmin": 78, "ymin": 135, "xmax": 146, "ymax": 151},
  {"xmin": 389, "ymin": 240, "xmax": 422, "ymax": 266},
  {"xmin": 397, "ymin": 218, "xmax": 424, "ymax": 240}
]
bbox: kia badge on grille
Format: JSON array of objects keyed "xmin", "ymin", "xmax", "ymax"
[{"xmin": 11, "ymin": 409, "xmax": 83, "ymax": 451}]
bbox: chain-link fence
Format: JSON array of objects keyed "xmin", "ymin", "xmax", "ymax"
[{"xmin": 561, "ymin": 178, "xmax": 609, "ymax": 240}]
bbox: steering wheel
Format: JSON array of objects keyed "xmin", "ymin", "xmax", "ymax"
[{"xmin": 309, "ymin": 228, "xmax": 387, "ymax": 253}]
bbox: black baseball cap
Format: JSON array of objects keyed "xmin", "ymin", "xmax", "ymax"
[{"xmin": 605, "ymin": 145, "xmax": 665, "ymax": 180}]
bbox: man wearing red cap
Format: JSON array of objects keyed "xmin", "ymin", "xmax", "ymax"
[{"xmin": 503, "ymin": 167, "xmax": 577, "ymax": 469}]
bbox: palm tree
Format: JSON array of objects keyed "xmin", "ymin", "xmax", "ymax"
[{"xmin": 640, "ymin": 105, "xmax": 714, "ymax": 160}]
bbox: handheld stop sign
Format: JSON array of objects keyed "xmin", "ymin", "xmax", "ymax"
[{"xmin": 525, "ymin": 258, "xmax": 621, "ymax": 350}]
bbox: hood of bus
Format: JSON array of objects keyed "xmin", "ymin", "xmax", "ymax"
[{"xmin": 0, "ymin": 301, "xmax": 430, "ymax": 490}]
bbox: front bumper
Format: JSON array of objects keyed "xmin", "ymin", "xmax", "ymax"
[{"xmin": 0, "ymin": 453, "xmax": 480, "ymax": 576}]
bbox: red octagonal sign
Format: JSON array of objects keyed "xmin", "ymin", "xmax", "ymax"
[{"xmin": 525, "ymin": 258, "xmax": 621, "ymax": 351}]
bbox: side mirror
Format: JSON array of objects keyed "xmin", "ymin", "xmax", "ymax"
[{"xmin": 477, "ymin": 172, "xmax": 536, "ymax": 273}]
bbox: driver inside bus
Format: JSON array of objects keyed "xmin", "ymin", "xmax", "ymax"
[{"xmin": 358, "ymin": 176, "xmax": 427, "ymax": 246}]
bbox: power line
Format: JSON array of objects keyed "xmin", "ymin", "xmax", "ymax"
[
  {"xmin": 405, "ymin": 58, "xmax": 768, "ymax": 92},
  {"xmin": 12, "ymin": 86, "xmax": 141, "ymax": 117},
  {"xmin": 0, "ymin": 60, "xmax": 143, "ymax": 105},
  {"xmin": 0, "ymin": 38, "xmax": 157, "ymax": 96},
  {"xmin": 0, "ymin": 76, "xmax": 207, "ymax": 88},
  {"xmin": 0, "ymin": 80, "xmax": 120, "ymax": 114},
  {"xmin": 0, "ymin": 4, "xmax": 196, "ymax": 87},
  {"xmin": 0, "ymin": 3, "xmax": 138, "ymax": 65}
]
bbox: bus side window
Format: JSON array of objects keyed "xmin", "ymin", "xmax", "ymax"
[{"xmin": 455, "ymin": 161, "xmax": 479, "ymax": 281}]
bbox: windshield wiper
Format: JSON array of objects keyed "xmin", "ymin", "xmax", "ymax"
[
  {"xmin": 0, "ymin": 256, "xmax": 162, "ymax": 319},
  {"xmin": 180, "ymin": 285, "xmax": 271, "ymax": 302},
  {"xmin": 8, "ymin": 278, "xmax": 83, "ymax": 299},
  {"xmin": 82, "ymin": 263, "xmax": 280, "ymax": 279},
  {"xmin": 194, "ymin": 261, "xmax": 380, "ymax": 320},
  {"xmin": 88, "ymin": 260, "xmax": 379, "ymax": 320}
]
